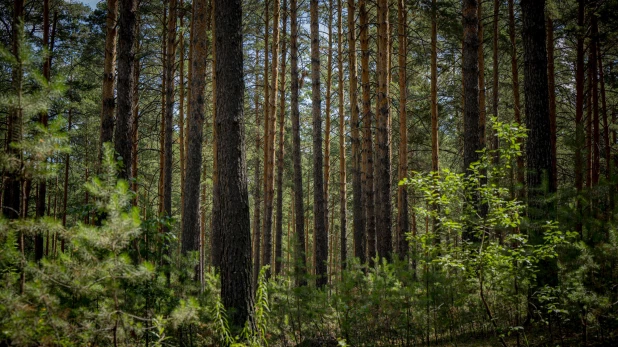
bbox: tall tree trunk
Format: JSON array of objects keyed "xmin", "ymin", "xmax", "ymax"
[
  {"xmin": 360, "ymin": 0, "xmax": 375, "ymax": 265},
  {"xmin": 215, "ymin": 0, "xmax": 255, "ymax": 330},
  {"xmin": 463, "ymin": 0, "xmax": 480, "ymax": 172},
  {"xmin": 491, "ymin": 0, "xmax": 499, "ymax": 161},
  {"xmin": 262, "ymin": 0, "xmax": 281, "ymax": 279},
  {"xmin": 463, "ymin": 0, "xmax": 481, "ymax": 241},
  {"xmin": 131, "ymin": 21, "xmax": 140, "ymax": 207},
  {"xmin": 338, "ymin": 0, "xmax": 348, "ymax": 268},
  {"xmin": 348, "ymin": 0, "xmax": 364, "ymax": 264},
  {"xmin": 376, "ymin": 0, "xmax": 392, "ymax": 261},
  {"xmin": 158, "ymin": 7, "xmax": 167, "ymax": 228},
  {"xmin": 478, "ymin": 0, "xmax": 486, "ymax": 150},
  {"xmin": 324, "ymin": 1, "xmax": 333, "ymax": 271},
  {"xmin": 508, "ymin": 0, "xmax": 524, "ymax": 187},
  {"xmin": 257, "ymin": 1, "xmax": 269, "ymax": 277},
  {"xmin": 431, "ymin": 0, "xmax": 439, "ymax": 173},
  {"xmin": 590, "ymin": 9, "xmax": 600, "ymax": 187},
  {"xmin": 598, "ymin": 45, "xmax": 611, "ymax": 210},
  {"xmin": 61, "ymin": 110, "xmax": 73, "ymax": 252},
  {"xmin": 99, "ymin": 0, "xmax": 119, "ymax": 168},
  {"xmin": 181, "ymin": 0, "xmax": 209, "ymax": 254},
  {"xmin": 179, "ymin": 0, "xmax": 186, "ymax": 223},
  {"xmin": 114, "ymin": 0, "xmax": 138, "ymax": 181},
  {"xmin": 163, "ymin": 0, "xmax": 177, "ymax": 238},
  {"xmin": 396, "ymin": 0, "xmax": 408, "ymax": 259},
  {"xmin": 275, "ymin": 0, "xmax": 288, "ymax": 276},
  {"xmin": 547, "ymin": 12, "xmax": 557, "ymax": 188},
  {"xmin": 311, "ymin": 0, "xmax": 328, "ymax": 287},
  {"xmin": 252, "ymin": 60, "xmax": 263, "ymax": 288},
  {"xmin": 3, "ymin": 0, "xmax": 24, "ymax": 221},
  {"xmin": 211, "ymin": 2, "xmax": 221, "ymax": 269},
  {"xmin": 290, "ymin": 0, "xmax": 307, "ymax": 285},
  {"xmin": 520, "ymin": 0, "xmax": 557, "ymax": 287}
]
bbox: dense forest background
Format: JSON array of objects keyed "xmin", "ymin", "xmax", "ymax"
[{"xmin": 1, "ymin": 0, "xmax": 618, "ymax": 345}]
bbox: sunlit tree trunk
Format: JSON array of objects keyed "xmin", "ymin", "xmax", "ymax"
[
  {"xmin": 338, "ymin": 0, "xmax": 348, "ymax": 269},
  {"xmin": 275, "ymin": 0, "xmax": 288, "ymax": 276},
  {"xmin": 99, "ymin": 0, "xmax": 118, "ymax": 167}
]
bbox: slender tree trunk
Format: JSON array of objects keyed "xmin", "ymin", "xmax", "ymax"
[
  {"xmin": 61, "ymin": 110, "xmax": 72, "ymax": 252},
  {"xmin": 598, "ymin": 46, "xmax": 611, "ymax": 211},
  {"xmin": 114, "ymin": 0, "xmax": 138, "ymax": 181},
  {"xmin": 275, "ymin": 0, "xmax": 288, "ymax": 276},
  {"xmin": 348, "ymin": 0, "xmax": 364, "ymax": 264},
  {"xmin": 131, "ymin": 20, "xmax": 140, "ymax": 206},
  {"xmin": 181, "ymin": 0, "xmax": 209, "ymax": 254},
  {"xmin": 179, "ymin": 1, "xmax": 186, "ymax": 222},
  {"xmin": 396, "ymin": 0, "xmax": 408, "ymax": 259},
  {"xmin": 291, "ymin": 0, "xmax": 307, "ymax": 285},
  {"xmin": 376, "ymin": 0, "xmax": 392, "ymax": 261},
  {"xmin": 252, "ymin": 61, "xmax": 263, "ymax": 289},
  {"xmin": 338, "ymin": 0, "xmax": 348, "ymax": 268},
  {"xmin": 311, "ymin": 0, "xmax": 328, "ymax": 287},
  {"xmin": 431, "ymin": 0, "xmax": 439, "ymax": 173},
  {"xmin": 131, "ymin": 21, "xmax": 140, "ymax": 207},
  {"xmin": 163, "ymin": 0, "xmax": 177, "ymax": 239},
  {"xmin": 262, "ymin": 0, "xmax": 281, "ymax": 279},
  {"xmin": 478, "ymin": 0, "xmax": 486, "ymax": 150},
  {"xmin": 547, "ymin": 12, "xmax": 557, "ymax": 188},
  {"xmin": 211, "ymin": 2, "xmax": 222, "ymax": 269},
  {"xmin": 158, "ymin": 7, "xmax": 166, "ymax": 228},
  {"xmin": 324, "ymin": 1, "xmax": 333, "ymax": 270},
  {"xmin": 99, "ymin": 0, "xmax": 119, "ymax": 167},
  {"xmin": 215, "ymin": 0, "xmax": 255, "ymax": 330},
  {"xmin": 360, "ymin": 0, "xmax": 375, "ymax": 265},
  {"xmin": 257, "ymin": 2, "xmax": 269, "ymax": 277},
  {"xmin": 591, "ymin": 10, "xmax": 600, "ymax": 187},
  {"xmin": 491, "ymin": 0, "xmax": 499, "ymax": 161},
  {"xmin": 508, "ymin": 0, "xmax": 524, "ymax": 187}
]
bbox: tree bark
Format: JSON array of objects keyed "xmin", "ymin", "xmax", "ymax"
[
  {"xmin": 360, "ymin": 0, "xmax": 375, "ymax": 265},
  {"xmin": 311, "ymin": 0, "xmax": 328, "ymax": 287},
  {"xmin": 114, "ymin": 0, "xmax": 138, "ymax": 181},
  {"xmin": 262, "ymin": 0, "xmax": 281, "ymax": 279},
  {"xmin": 431, "ymin": 0, "xmax": 439, "ymax": 173},
  {"xmin": 348, "ymin": 0, "xmax": 364, "ymax": 265},
  {"xmin": 338, "ymin": 0, "xmax": 348, "ymax": 268},
  {"xmin": 478, "ymin": 0, "xmax": 486, "ymax": 150},
  {"xmin": 99, "ymin": 0, "xmax": 119, "ymax": 168},
  {"xmin": 491, "ymin": 0, "xmax": 499, "ymax": 161},
  {"xmin": 181, "ymin": 0, "xmax": 209, "ymax": 254},
  {"xmin": 396, "ymin": 0, "xmax": 408, "ymax": 259},
  {"xmin": 547, "ymin": 12, "xmax": 557, "ymax": 188},
  {"xmin": 324, "ymin": 1, "xmax": 333, "ymax": 271},
  {"xmin": 376, "ymin": 0, "xmax": 392, "ymax": 261},
  {"xmin": 275, "ymin": 0, "xmax": 288, "ymax": 276},
  {"xmin": 520, "ymin": 0, "xmax": 557, "ymax": 287},
  {"xmin": 590, "ymin": 9, "xmax": 600, "ymax": 187},
  {"xmin": 163, "ymin": 0, "xmax": 177, "ymax": 238},
  {"xmin": 290, "ymin": 0, "xmax": 307, "ymax": 285},
  {"xmin": 214, "ymin": 0, "xmax": 255, "ymax": 330}
]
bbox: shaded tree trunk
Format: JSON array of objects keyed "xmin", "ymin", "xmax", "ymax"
[
  {"xmin": 547, "ymin": 12, "xmax": 557, "ymax": 188},
  {"xmin": 311, "ymin": 0, "xmax": 328, "ymax": 287},
  {"xmin": 348, "ymin": 0, "xmax": 364, "ymax": 265},
  {"xmin": 396, "ymin": 0, "xmax": 408, "ymax": 259},
  {"xmin": 181, "ymin": 0, "xmax": 210, "ymax": 254},
  {"xmin": 478, "ymin": 0, "xmax": 486, "ymax": 150},
  {"xmin": 360, "ymin": 0, "xmax": 375, "ymax": 265},
  {"xmin": 431, "ymin": 0, "xmax": 439, "ymax": 173},
  {"xmin": 491, "ymin": 0, "xmax": 499, "ymax": 161},
  {"xmin": 375, "ymin": 0, "xmax": 392, "ymax": 261},
  {"xmin": 324, "ymin": 1, "xmax": 333, "ymax": 272},
  {"xmin": 520, "ymin": 0, "xmax": 557, "ymax": 287},
  {"xmin": 114, "ymin": 0, "xmax": 138, "ymax": 181},
  {"xmin": 214, "ymin": 0, "xmax": 255, "ymax": 330},
  {"xmin": 290, "ymin": 0, "xmax": 307, "ymax": 285}
]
